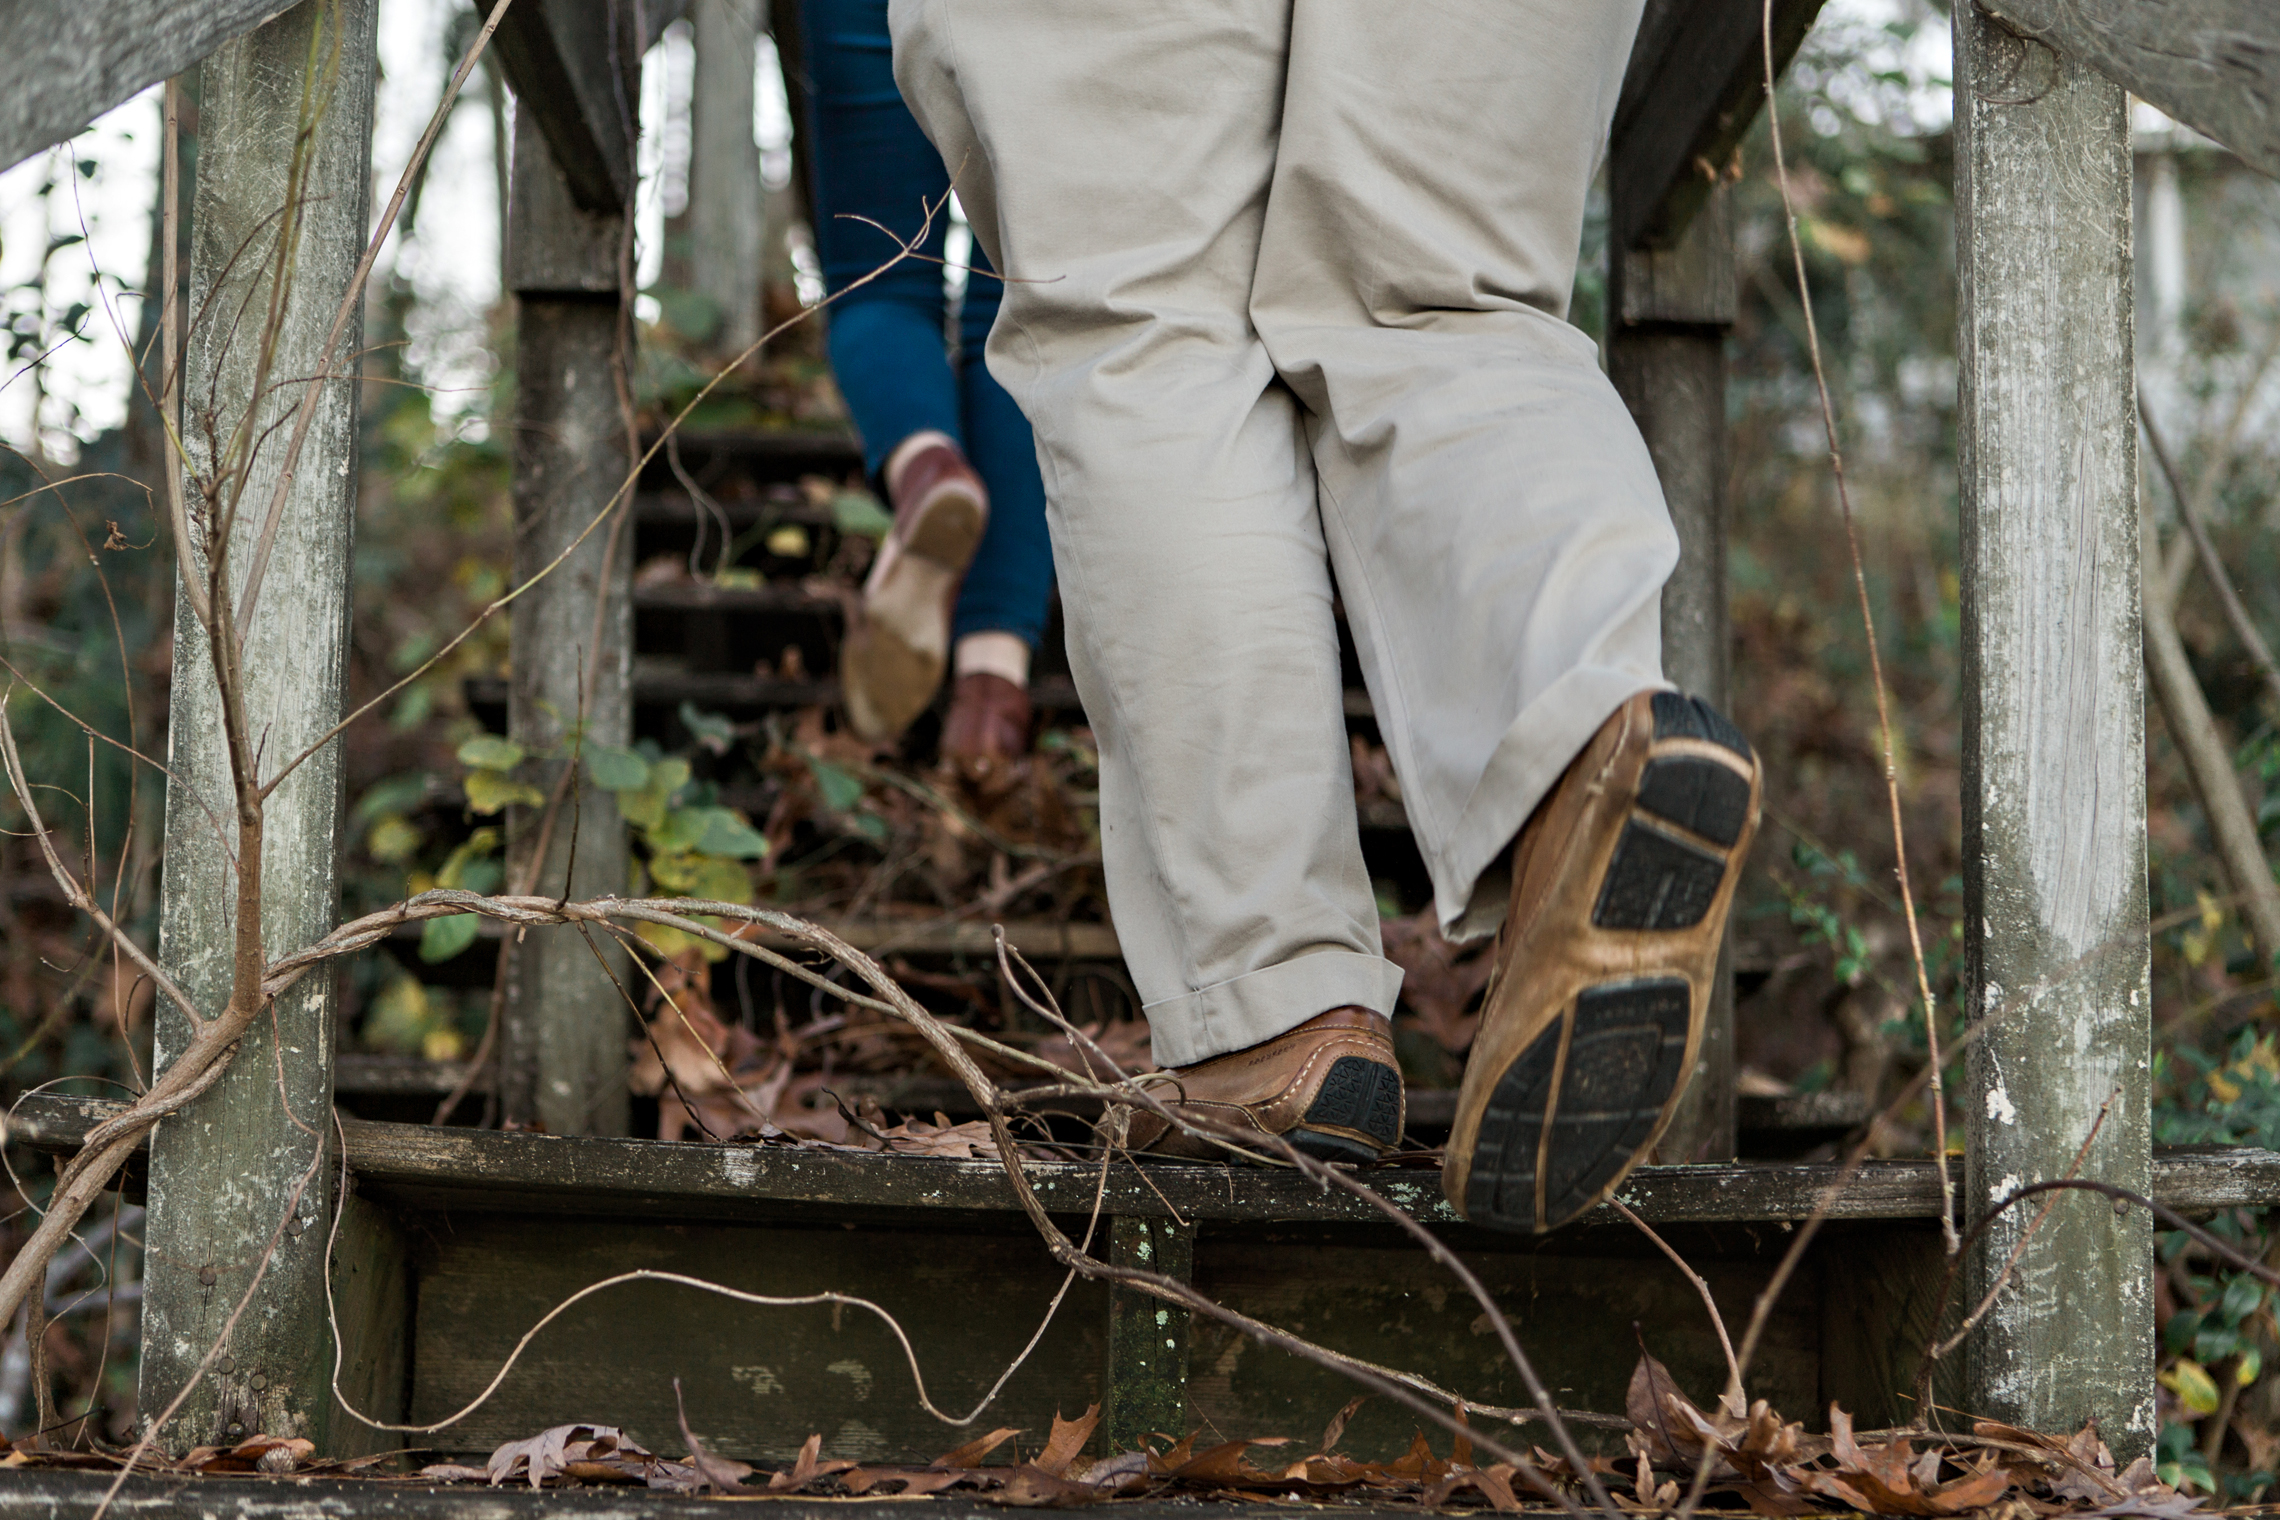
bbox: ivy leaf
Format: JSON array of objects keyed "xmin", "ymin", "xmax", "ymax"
[
  {"xmin": 678, "ymin": 701, "xmax": 737, "ymax": 753},
  {"xmin": 694, "ymin": 807, "xmax": 768, "ymax": 859},
  {"xmin": 457, "ymin": 734, "xmax": 526, "ymax": 772},
  {"xmin": 831, "ymin": 490, "xmax": 894, "ymax": 539},
  {"xmin": 853, "ymin": 811, "xmax": 891, "ymax": 844},
  {"xmin": 465, "ymin": 769, "xmax": 546, "ymax": 815},
  {"xmin": 2220, "ymin": 1272, "xmax": 2263, "ymax": 1326},
  {"xmin": 687, "ymin": 855, "xmax": 755, "ymax": 905},
  {"xmin": 2160, "ymin": 1358, "xmax": 2221, "ymax": 1417},
  {"xmin": 419, "ymin": 913, "xmax": 481, "ymax": 964},
  {"xmin": 805, "ymin": 755, "xmax": 865, "ymax": 813},
  {"xmin": 649, "ymin": 807, "xmax": 707, "ymax": 854},
  {"xmin": 367, "ymin": 814, "xmax": 422, "ymax": 865},
  {"xmin": 585, "ymin": 743, "xmax": 650, "ymax": 792}
]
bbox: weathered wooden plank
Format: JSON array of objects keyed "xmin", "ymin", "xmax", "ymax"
[
  {"xmin": 499, "ymin": 99, "xmax": 638, "ymax": 1137},
  {"xmin": 140, "ymin": 0, "xmax": 376, "ymax": 1454},
  {"xmin": 326, "ymin": 1194, "xmax": 411, "ymax": 1457},
  {"xmin": 1192, "ymin": 1232, "xmax": 1821, "ymax": 1459},
  {"xmin": 1954, "ymin": 0, "xmax": 2154, "ymax": 1461},
  {"xmin": 1979, "ymin": 0, "xmax": 2280, "ymax": 179},
  {"xmin": 25, "ymin": 1096, "xmax": 2279, "ymax": 1226},
  {"xmin": 1102, "ymin": 1217, "xmax": 1189, "ymax": 1450},
  {"xmin": 0, "ymin": 1468, "xmax": 1479, "ymax": 1519},
  {"xmin": 689, "ymin": 0, "xmax": 765, "ymax": 354},
  {"xmin": 1609, "ymin": 186, "xmax": 1739, "ymax": 1163},
  {"xmin": 407, "ymin": 1214, "xmax": 1106, "ymax": 1461},
  {"xmin": 1611, "ymin": 0, "xmax": 1829, "ymax": 253},
  {"xmin": 490, "ymin": 0, "xmax": 642, "ymax": 214},
  {"xmin": 0, "ymin": 0, "xmax": 284, "ymax": 173}
]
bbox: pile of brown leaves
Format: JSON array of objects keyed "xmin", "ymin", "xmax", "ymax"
[
  {"xmin": 628, "ymin": 940, "xmax": 1147, "ymax": 1153},
  {"xmin": 1621, "ymin": 1355, "xmax": 2204, "ymax": 1519},
  {"xmin": 1, "ymin": 1432, "xmax": 385, "ymax": 1478}
]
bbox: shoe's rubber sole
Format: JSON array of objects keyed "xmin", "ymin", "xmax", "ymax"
[
  {"xmin": 1291, "ymin": 1055, "xmax": 1404, "ymax": 1163},
  {"xmin": 841, "ymin": 484, "xmax": 987, "ymax": 741},
  {"xmin": 1462, "ymin": 693, "xmax": 1756, "ymax": 1231}
]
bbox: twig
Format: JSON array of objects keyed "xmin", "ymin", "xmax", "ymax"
[
  {"xmin": 1613, "ymin": 1200, "xmax": 1745, "ymax": 1419},
  {"xmin": 1758, "ymin": 0, "xmax": 1954, "ymax": 1261},
  {"xmin": 2140, "ymin": 394, "xmax": 2280, "ymax": 716}
]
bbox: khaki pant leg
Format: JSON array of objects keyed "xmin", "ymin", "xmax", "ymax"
[
  {"xmin": 890, "ymin": 0, "xmax": 1404, "ymax": 1064},
  {"xmin": 1252, "ymin": 0, "xmax": 1677, "ymax": 942}
]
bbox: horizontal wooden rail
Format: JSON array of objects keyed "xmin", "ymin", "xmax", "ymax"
[{"xmin": 15, "ymin": 1095, "xmax": 2279, "ymax": 1232}]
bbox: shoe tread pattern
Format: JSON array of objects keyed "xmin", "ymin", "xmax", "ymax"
[
  {"xmin": 1650, "ymin": 691, "xmax": 1753, "ymax": 763},
  {"xmin": 1636, "ymin": 756, "xmax": 1753, "ymax": 847},
  {"xmin": 1593, "ymin": 822, "xmax": 1725, "ymax": 930},
  {"xmin": 1462, "ymin": 1026, "xmax": 1563, "ymax": 1229},
  {"xmin": 1538, "ymin": 978, "xmax": 1692, "ymax": 1224},
  {"xmin": 1299, "ymin": 1056, "xmax": 1402, "ymax": 1151}
]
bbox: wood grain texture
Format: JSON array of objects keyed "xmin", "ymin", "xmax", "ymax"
[
  {"xmin": 499, "ymin": 104, "xmax": 636, "ymax": 1135},
  {"xmin": 489, "ymin": 0, "xmax": 642, "ymax": 214},
  {"xmin": 1610, "ymin": 0, "xmax": 1828, "ymax": 253},
  {"xmin": 140, "ymin": 0, "xmax": 376, "ymax": 1454},
  {"xmin": 1610, "ymin": 192, "xmax": 1738, "ymax": 1162},
  {"xmin": 0, "ymin": 0, "xmax": 284, "ymax": 173},
  {"xmin": 407, "ymin": 1214, "xmax": 1107, "ymax": 1461},
  {"xmin": 1954, "ymin": 0, "xmax": 2154, "ymax": 1461},
  {"xmin": 26, "ymin": 1096, "xmax": 2280, "ymax": 1225},
  {"xmin": 1979, "ymin": 0, "xmax": 2280, "ymax": 178},
  {"xmin": 688, "ymin": 0, "xmax": 765, "ymax": 354},
  {"xmin": 1103, "ymin": 1217, "xmax": 1189, "ymax": 1450}
]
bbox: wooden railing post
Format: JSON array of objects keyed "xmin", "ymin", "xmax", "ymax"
[
  {"xmin": 139, "ymin": 0, "xmax": 376, "ymax": 1450},
  {"xmin": 497, "ymin": 11, "xmax": 639, "ymax": 1137},
  {"xmin": 1101, "ymin": 1216, "xmax": 1190, "ymax": 1452},
  {"xmin": 690, "ymin": 0, "xmax": 764, "ymax": 355},
  {"xmin": 1955, "ymin": 0, "xmax": 2154, "ymax": 1458},
  {"xmin": 1610, "ymin": 187, "xmax": 1740, "ymax": 1163}
]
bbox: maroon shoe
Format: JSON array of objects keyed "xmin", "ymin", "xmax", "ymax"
[
  {"xmin": 941, "ymin": 672, "xmax": 1032, "ymax": 790},
  {"xmin": 841, "ymin": 442, "xmax": 989, "ymax": 742}
]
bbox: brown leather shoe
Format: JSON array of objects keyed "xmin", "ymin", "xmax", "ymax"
[
  {"xmin": 941, "ymin": 671, "xmax": 1032, "ymax": 789},
  {"xmin": 842, "ymin": 441, "xmax": 989, "ymax": 742},
  {"xmin": 1443, "ymin": 690, "xmax": 1760, "ymax": 1232},
  {"xmin": 1126, "ymin": 1007, "xmax": 1405, "ymax": 1164}
]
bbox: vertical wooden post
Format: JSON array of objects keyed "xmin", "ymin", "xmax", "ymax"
[
  {"xmin": 1955, "ymin": 1, "xmax": 2153, "ymax": 1458},
  {"xmin": 499, "ymin": 95, "xmax": 637, "ymax": 1137},
  {"xmin": 1610, "ymin": 186, "xmax": 1739, "ymax": 1163},
  {"xmin": 140, "ymin": 0, "xmax": 376, "ymax": 1449},
  {"xmin": 1102, "ymin": 1216, "xmax": 1190, "ymax": 1451},
  {"xmin": 690, "ymin": 0, "xmax": 763, "ymax": 355}
]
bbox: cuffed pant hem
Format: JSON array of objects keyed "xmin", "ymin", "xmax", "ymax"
[
  {"xmin": 1433, "ymin": 666, "xmax": 1669, "ymax": 944},
  {"xmin": 1143, "ymin": 949, "xmax": 1406, "ymax": 1068}
]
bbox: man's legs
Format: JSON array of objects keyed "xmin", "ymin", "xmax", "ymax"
[
  {"xmin": 1252, "ymin": 1, "xmax": 1761, "ymax": 1228},
  {"xmin": 891, "ymin": 0, "xmax": 1403, "ymax": 1068},
  {"xmin": 1253, "ymin": 0, "xmax": 1674, "ymax": 941}
]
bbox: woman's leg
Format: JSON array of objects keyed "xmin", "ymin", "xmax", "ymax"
[
  {"xmin": 803, "ymin": 0, "xmax": 959, "ymax": 481},
  {"xmin": 950, "ymin": 250, "xmax": 1053, "ymax": 652}
]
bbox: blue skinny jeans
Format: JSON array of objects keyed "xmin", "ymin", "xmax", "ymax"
[{"xmin": 802, "ymin": 0, "xmax": 1054, "ymax": 649}]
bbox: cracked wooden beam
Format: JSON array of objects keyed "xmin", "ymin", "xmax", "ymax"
[
  {"xmin": 0, "ymin": 0, "xmax": 286, "ymax": 173},
  {"xmin": 1610, "ymin": 0, "xmax": 1829, "ymax": 254},
  {"xmin": 1979, "ymin": 0, "xmax": 2280, "ymax": 178}
]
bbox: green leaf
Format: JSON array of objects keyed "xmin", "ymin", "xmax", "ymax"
[
  {"xmin": 806, "ymin": 755, "xmax": 866, "ymax": 812},
  {"xmin": 2161, "ymin": 1358, "xmax": 2222, "ymax": 1417},
  {"xmin": 678, "ymin": 701, "xmax": 737, "ymax": 752},
  {"xmin": 2221, "ymin": 1273, "xmax": 2264, "ymax": 1326},
  {"xmin": 694, "ymin": 807, "xmax": 768, "ymax": 859},
  {"xmin": 830, "ymin": 490, "xmax": 895, "ymax": 539},
  {"xmin": 354, "ymin": 772, "xmax": 430, "ymax": 825},
  {"xmin": 457, "ymin": 734, "xmax": 526, "ymax": 772},
  {"xmin": 465, "ymin": 769, "xmax": 546, "ymax": 815},
  {"xmin": 649, "ymin": 807, "xmax": 708, "ymax": 855},
  {"xmin": 366, "ymin": 814, "xmax": 422, "ymax": 865},
  {"xmin": 435, "ymin": 828, "xmax": 501, "ymax": 889},
  {"xmin": 853, "ymin": 811, "xmax": 891, "ymax": 844},
  {"xmin": 585, "ymin": 743, "xmax": 651, "ymax": 792},
  {"xmin": 2239, "ymin": 1344, "xmax": 2262, "ymax": 1384},
  {"xmin": 647, "ymin": 850, "xmax": 704, "ymax": 893},
  {"xmin": 688, "ymin": 855, "xmax": 755, "ymax": 905},
  {"xmin": 419, "ymin": 913, "xmax": 481, "ymax": 964}
]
